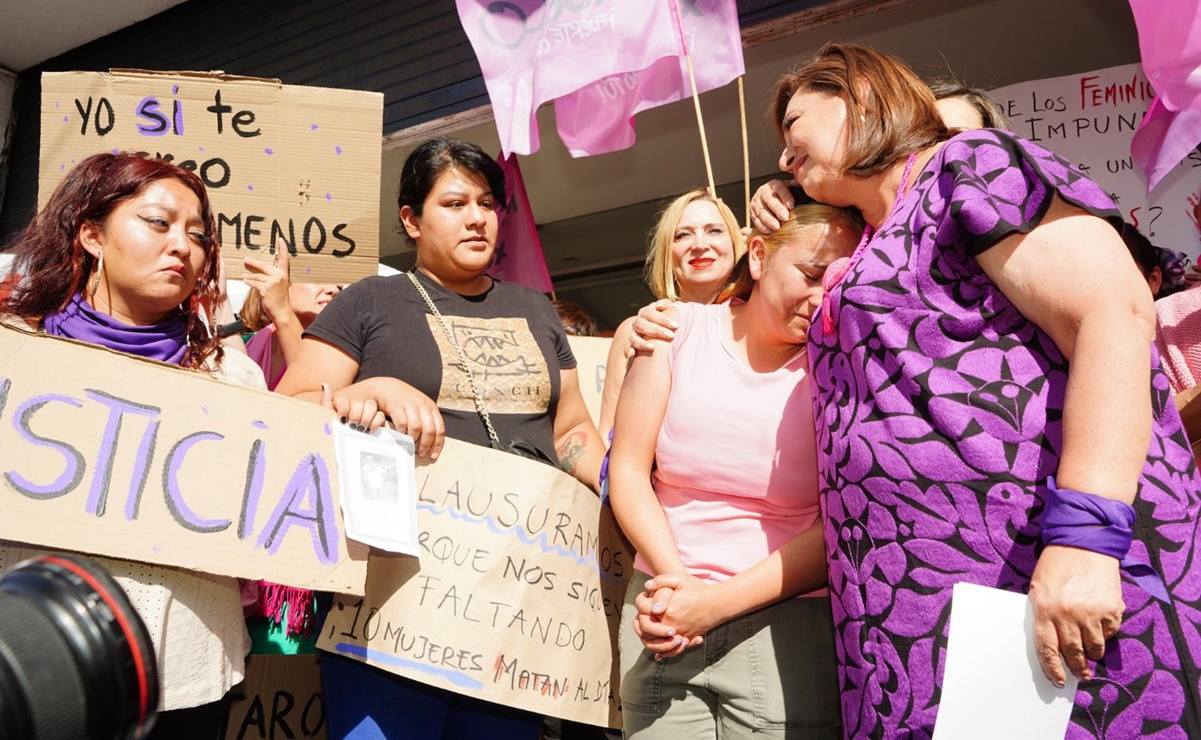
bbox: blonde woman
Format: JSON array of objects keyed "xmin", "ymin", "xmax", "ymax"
[
  {"xmin": 609, "ymin": 204, "xmax": 862, "ymax": 738},
  {"xmin": 598, "ymin": 190, "xmax": 744, "ymax": 439}
]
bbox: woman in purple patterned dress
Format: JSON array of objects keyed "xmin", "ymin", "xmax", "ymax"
[{"xmin": 743, "ymin": 44, "xmax": 1201, "ymax": 738}]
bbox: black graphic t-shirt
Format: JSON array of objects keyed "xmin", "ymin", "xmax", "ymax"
[{"xmin": 307, "ymin": 270, "xmax": 575, "ymax": 463}]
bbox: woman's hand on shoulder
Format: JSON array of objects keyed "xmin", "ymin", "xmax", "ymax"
[
  {"xmin": 626, "ymin": 300, "xmax": 680, "ymax": 355},
  {"xmin": 749, "ymin": 179, "xmax": 794, "ymax": 233}
]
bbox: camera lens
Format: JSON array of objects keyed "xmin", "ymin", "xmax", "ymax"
[{"xmin": 0, "ymin": 554, "xmax": 159, "ymax": 739}]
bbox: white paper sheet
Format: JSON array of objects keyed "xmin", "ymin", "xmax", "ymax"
[
  {"xmin": 932, "ymin": 583, "xmax": 1078, "ymax": 740},
  {"xmin": 333, "ymin": 425, "xmax": 419, "ymax": 556}
]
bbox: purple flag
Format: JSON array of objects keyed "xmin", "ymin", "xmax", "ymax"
[
  {"xmin": 456, "ymin": 0, "xmax": 744, "ymax": 157},
  {"xmin": 490, "ymin": 153, "xmax": 554, "ymax": 294},
  {"xmin": 1129, "ymin": 0, "xmax": 1201, "ymax": 191}
]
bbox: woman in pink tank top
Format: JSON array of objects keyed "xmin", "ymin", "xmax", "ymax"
[{"xmin": 609, "ymin": 204, "xmax": 862, "ymax": 738}]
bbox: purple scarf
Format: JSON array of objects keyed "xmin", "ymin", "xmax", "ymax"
[
  {"xmin": 1042, "ymin": 477, "xmax": 1171, "ymax": 603},
  {"xmin": 42, "ymin": 293, "xmax": 189, "ymax": 366}
]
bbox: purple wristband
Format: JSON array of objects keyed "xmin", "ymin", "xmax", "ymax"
[
  {"xmin": 1042, "ymin": 477, "xmax": 1169, "ymax": 603},
  {"xmin": 599, "ymin": 451, "xmax": 611, "ymax": 505},
  {"xmin": 598, "ymin": 429, "xmax": 615, "ymax": 506},
  {"xmin": 1042, "ymin": 477, "xmax": 1136, "ymax": 559}
]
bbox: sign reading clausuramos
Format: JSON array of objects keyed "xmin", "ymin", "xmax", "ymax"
[
  {"xmin": 318, "ymin": 438, "xmax": 632, "ymax": 728},
  {"xmin": 38, "ymin": 69, "xmax": 383, "ymax": 284},
  {"xmin": 0, "ymin": 323, "xmax": 367, "ymax": 593}
]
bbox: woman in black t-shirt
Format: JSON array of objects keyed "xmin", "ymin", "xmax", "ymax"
[{"xmin": 276, "ymin": 138, "xmax": 605, "ymax": 740}]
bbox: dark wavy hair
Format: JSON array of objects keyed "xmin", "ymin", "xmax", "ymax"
[
  {"xmin": 1121, "ymin": 220, "xmax": 1189, "ymax": 298},
  {"xmin": 928, "ymin": 78, "xmax": 1008, "ymax": 129},
  {"xmin": 551, "ymin": 299, "xmax": 599, "ymax": 337},
  {"xmin": 2, "ymin": 152, "xmax": 223, "ymax": 369}
]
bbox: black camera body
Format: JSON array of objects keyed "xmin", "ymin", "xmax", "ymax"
[{"xmin": 0, "ymin": 554, "xmax": 159, "ymax": 739}]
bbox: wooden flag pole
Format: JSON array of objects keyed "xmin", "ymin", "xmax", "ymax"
[
  {"xmin": 737, "ymin": 76, "xmax": 750, "ymax": 227},
  {"xmin": 670, "ymin": 0, "xmax": 717, "ymax": 198},
  {"xmin": 683, "ymin": 53, "xmax": 717, "ymax": 198}
]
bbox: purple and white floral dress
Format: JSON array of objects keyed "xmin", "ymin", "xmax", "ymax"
[{"xmin": 808, "ymin": 128, "xmax": 1201, "ymax": 738}]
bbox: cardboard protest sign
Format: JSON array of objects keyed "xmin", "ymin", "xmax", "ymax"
[
  {"xmin": 0, "ymin": 323, "xmax": 367, "ymax": 593},
  {"xmin": 38, "ymin": 70, "xmax": 383, "ymax": 284},
  {"xmin": 318, "ymin": 438, "xmax": 633, "ymax": 727},
  {"xmin": 225, "ymin": 655, "xmax": 327, "ymax": 740},
  {"xmin": 990, "ymin": 63, "xmax": 1201, "ymax": 259},
  {"xmin": 568, "ymin": 336, "xmax": 611, "ymax": 430}
]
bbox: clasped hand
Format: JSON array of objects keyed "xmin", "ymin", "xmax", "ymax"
[
  {"xmin": 322, "ymin": 377, "xmax": 446, "ymax": 460},
  {"xmin": 631, "ymin": 573, "xmax": 729, "ymax": 660}
]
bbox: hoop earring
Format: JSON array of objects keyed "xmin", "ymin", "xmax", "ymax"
[{"xmin": 89, "ymin": 251, "xmax": 104, "ymax": 301}]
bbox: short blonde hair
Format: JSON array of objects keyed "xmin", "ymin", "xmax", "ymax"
[
  {"xmin": 719, "ymin": 204, "xmax": 863, "ymax": 303},
  {"xmin": 645, "ymin": 190, "xmax": 746, "ymax": 301}
]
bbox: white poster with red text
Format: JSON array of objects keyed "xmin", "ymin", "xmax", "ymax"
[{"xmin": 991, "ymin": 62, "xmax": 1201, "ymax": 259}]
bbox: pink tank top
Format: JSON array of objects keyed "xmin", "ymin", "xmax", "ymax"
[{"xmin": 633, "ymin": 302, "xmax": 824, "ymax": 591}]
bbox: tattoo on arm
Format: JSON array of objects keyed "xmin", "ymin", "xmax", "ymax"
[{"xmin": 557, "ymin": 431, "xmax": 587, "ymax": 474}]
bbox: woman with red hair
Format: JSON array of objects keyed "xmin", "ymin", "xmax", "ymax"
[{"xmin": 0, "ymin": 152, "xmax": 250, "ymax": 739}]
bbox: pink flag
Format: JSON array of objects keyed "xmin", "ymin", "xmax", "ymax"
[
  {"xmin": 554, "ymin": 0, "xmax": 744, "ymax": 157},
  {"xmin": 1129, "ymin": 0, "xmax": 1201, "ymax": 191},
  {"xmin": 490, "ymin": 153, "xmax": 554, "ymax": 294},
  {"xmin": 456, "ymin": 0, "xmax": 744, "ymax": 157}
]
